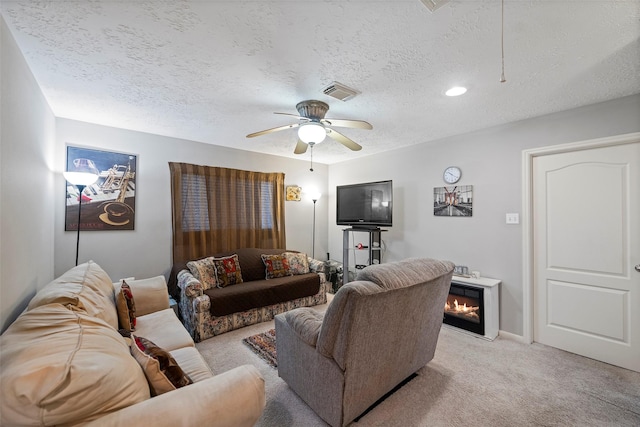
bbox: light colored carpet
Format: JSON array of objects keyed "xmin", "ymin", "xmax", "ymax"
[{"xmin": 196, "ymin": 297, "xmax": 640, "ymax": 426}]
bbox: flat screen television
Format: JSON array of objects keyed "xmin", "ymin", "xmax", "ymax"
[{"xmin": 336, "ymin": 180, "xmax": 393, "ymax": 228}]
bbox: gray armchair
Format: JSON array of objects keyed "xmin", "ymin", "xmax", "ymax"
[{"xmin": 275, "ymin": 257, "xmax": 454, "ymax": 427}]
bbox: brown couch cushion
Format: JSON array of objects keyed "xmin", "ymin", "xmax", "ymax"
[
  {"xmin": 204, "ymin": 273, "xmax": 320, "ymax": 317},
  {"xmin": 234, "ymin": 248, "xmax": 288, "ymax": 282}
]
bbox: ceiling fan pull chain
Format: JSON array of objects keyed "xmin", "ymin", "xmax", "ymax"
[
  {"xmin": 309, "ymin": 143, "xmax": 314, "ymax": 172},
  {"xmin": 500, "ymin": 0, "xmax": 506, "ymax": 83}
]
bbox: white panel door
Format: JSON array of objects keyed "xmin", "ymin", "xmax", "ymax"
[{"xmin": 533, "ymin": 142, "xmax": 640, "ymax": 372}]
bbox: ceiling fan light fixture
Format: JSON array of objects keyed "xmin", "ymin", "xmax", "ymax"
[
  {"xmin": 298, "ymin": 122, "xmax": 326, "ymax": 143},
  {"xmin": 445, "ymin": 86, "xmax": 467, "ymax": 97}
]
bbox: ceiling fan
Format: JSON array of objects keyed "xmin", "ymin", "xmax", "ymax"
[{"xmin": 246, "ymin": 100, "xmax": 373, "ymax": 157}]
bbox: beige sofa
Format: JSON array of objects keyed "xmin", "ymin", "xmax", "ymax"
[
  {"xmin": 1, "ymin": 261, "xmax": 265, "ymax": 426},
  {"xmin": 275, "ymin": 257, "xmax": 454, "ymax": 427}
]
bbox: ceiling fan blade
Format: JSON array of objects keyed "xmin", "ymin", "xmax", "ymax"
[
  {"xmin": 246, "ymin": 122, "xmax": 300, "ymax": 138},
  {"xmin": 321, "ymin": 118, "xmax": 372, "ymax": 130},
  {"xmin": 293, "ymin": 139, "xmax": 308, "ymax": 154},
  {"xmin": 274, "ymin": 112, "xmax": 305, "ymax": 119},
  {"xmin": 326, "ymin": 129, "xmax": 362, "ymax": 151}
]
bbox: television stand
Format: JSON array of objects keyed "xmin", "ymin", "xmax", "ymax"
[
  {"xmin": 342, "ymin": 228, "xmax": 386, "ymax": 285},
  {"xmin": 349, "ymin": 225, "xmax": 382, "ymax": 231}
]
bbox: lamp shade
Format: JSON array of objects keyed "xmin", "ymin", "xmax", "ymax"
[
  {"xmin": 310, "ymin": 192, "xmax": 321, "ymax": 202},
  {"xmin": 298, "ymin": 122, "xmax": 326, "ymax": 144},
  {"xmin": 64, "ymin": 158, "xmax": 100, "ymax": 186}
]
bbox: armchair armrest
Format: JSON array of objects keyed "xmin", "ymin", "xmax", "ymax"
[
  {"xmin": 84, "ymin": 365, "xmax": 265, "ymax": 427},
  {"xmin": 114, "ymin": 276, "xmax": 169, "ymax": 316},
  {"xmin": 283, "ymin": 308, "xmax": 324, "ymax": 347}
]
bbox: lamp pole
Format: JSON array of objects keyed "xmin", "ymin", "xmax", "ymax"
[
  {"xmin": 312, "ymin": 197, "xmax": 318, "ymax": 259},
  {"xmin": 73, "ymin": 184, "xmax": 86, "ymax": 266},
  {"xmin": 64, "ymin": 157, "xmax": 99, "ymax": 267},
  {"xmin": 310, "ymin": 192, "xmax": 321, "ymax": 259}
]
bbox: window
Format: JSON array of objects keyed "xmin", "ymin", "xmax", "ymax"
[
  {"xmin": 169, "ymin": 163, "xmax": 286, "ymax": 264},
  {"xmin": 181, "ymin": 174, "xmax": 210, "ymax": 231}
]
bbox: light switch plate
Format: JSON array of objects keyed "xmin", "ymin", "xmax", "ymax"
[{"xmin": 506, "ymin": 213, "xmax": 519, "ymax": 224}]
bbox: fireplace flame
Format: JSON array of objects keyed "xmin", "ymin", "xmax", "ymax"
[{"xmin": 445, "ymin": 298, "xmax": 480, "ymax": 321}]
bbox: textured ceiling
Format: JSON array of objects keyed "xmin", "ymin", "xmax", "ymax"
[{"xmin": 2, "ymin": 1, "xmax": 639, "ymax": 165}]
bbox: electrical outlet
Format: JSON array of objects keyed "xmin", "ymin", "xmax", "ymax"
[{"xmin": 506, "ymin": 213, "xmax": 519, "ymax": 224}]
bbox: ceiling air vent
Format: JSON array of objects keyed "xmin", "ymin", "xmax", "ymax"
[
  {"xmin": 420, "ymin": 0, "xmax": 450, "ymax": 13},
  {"xmin": 322, "ymin": 82, "xmax": 359, "ymax": 101}
]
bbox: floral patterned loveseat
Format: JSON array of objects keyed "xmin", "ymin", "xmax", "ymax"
[{"xmin": 174, "ymin": 248, "xmax": 327, "ymax": 342}]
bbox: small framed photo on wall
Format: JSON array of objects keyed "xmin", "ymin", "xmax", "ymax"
[
  {"xmin": 65, "ymin": 145, "xmax": 137, "ymax": 230},
  {"xmin": 433, "ymin": 185, "xmax": 473, "ymax": 217},
  {"xmin": 286, "ymin": 185, "xmax": 302, "ymax": 201}
]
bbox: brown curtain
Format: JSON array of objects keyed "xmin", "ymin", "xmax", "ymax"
[{"xmin": 169, "ymin": 162, "xmax": 286, "ymax": 265}]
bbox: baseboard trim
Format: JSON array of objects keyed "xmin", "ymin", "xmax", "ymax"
[{"xmin": 498, "ymin": 330, "xmax": 529, "ymax": 344}]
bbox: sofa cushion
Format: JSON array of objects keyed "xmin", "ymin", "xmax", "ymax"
[
  {"xmin": 187, "ymin": 257, "xmax": 218, "ymax": 290},
  {"xmin": 204, "ymin": 273, "xmax": 320, "ymax": 317},
  {"xmin": 213, "ymin": 254, "xmax": 243, "ymax": 288},
  {"xmin": 261, "ymin": 253, "xmax": 291, "ymax": 279},
  {"xmin": 284, "ymin": 252, "xmax": 310, "ymax": 275},
  {"xmin": 131, "ymin": 335, "xmax": 193, "ymax": 396},
  {"xmin": 27, "ymin": 260, "xmax": 118, "ymax": 330},
  {"xmin": 114, "ymin": 276, "xmax": 169, "ymax": 317},
  {"xmin": 133, "ymin": 308, "xmax": 195, "ymax": 352},
  {"xmin": 169, "ymin": 346, "xmax": 214, "ymax": 383},
  {"xmin": 116, "ymin": 281, "xmax": 136, "ymax": 331},
  {"xmin": 0, "ymin": 303, "xmax": 149, "ymax": 426}
]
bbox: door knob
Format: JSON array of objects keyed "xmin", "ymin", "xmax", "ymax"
[{"xmin": 636, "ymin": 264, "xmax": 640, "ymax": 272}]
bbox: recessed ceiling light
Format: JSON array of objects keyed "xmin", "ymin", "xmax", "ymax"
[{"xmin": 445, "ymin": 86, "xmax": 467, "ymax": 97}]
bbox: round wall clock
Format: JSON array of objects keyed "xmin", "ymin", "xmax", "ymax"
[{"xmin": 443, "ymin": 166, "xmax": 461, "ymax": 184}]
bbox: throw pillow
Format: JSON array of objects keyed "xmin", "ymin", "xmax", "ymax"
[
  {"xmin": 261, "ymin": 253, "xmax": 291, "ymax": 279},
  {"xmin": 212, "ymin": 254, "xmax": 243, "ymax": 288},
  {"xmin": 283, "ymin": 252, "xmax": 310, "ymax": 275},
  {"xmin": 116, "ymin": 281, "xmax": 136, "ymax": 331},
  {"xmin": 187, "ymin": 257, "xmax": 218, "ymax": 290},
  {"xmin": 130, "ymin": 335, "xmax": 193, "ymax": 396}
]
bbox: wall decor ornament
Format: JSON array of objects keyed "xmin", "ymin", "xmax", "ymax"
[
  {"xmin": 286, "ymin": 185, "xmax": 302, "ymax": 201},
  {"xmin": 433, "ymin": 185, "xmax": 473, "ymax": 217},
  {"xmin": 65, "ymin": 145, "xmax": 137, "ymax": 230}
]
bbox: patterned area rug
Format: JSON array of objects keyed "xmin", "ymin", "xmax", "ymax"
[{"xmin": 243, "ymin": 328, "xmax": 277, "ymax": 368}]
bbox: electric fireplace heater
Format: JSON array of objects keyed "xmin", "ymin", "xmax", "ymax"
[
  {"xmin": 444, "ymin": 281, "xmax": 485, "ymax": 335},
  {"xmin": 442, "ymin": 276, "xmax": 500, "ymax": 340}
]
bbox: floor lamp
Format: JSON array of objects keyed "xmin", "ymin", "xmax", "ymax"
[
  {"xmin": 310, "ymin": 192, "xmax": 321, "ymax": 259},
  {"xmin": 64, "ymin": 158, "xmax": 99, "ymax": 266}
]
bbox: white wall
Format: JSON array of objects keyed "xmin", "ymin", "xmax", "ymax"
[
  {"xmin": 1, "ymin": 17, "xmax": 56, "ymax": 332},
  {"xmin": 329, "ymin": 94, "xmax": 640, "ymax": 336},
  {"xmin": 54, "ymin": 119, "xmax": 329, "ymax": 281}
]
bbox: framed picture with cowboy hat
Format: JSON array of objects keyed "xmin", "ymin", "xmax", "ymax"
[{"xmin": 64, "ymin": 145, "xmax": 137, "ymax": 231}]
